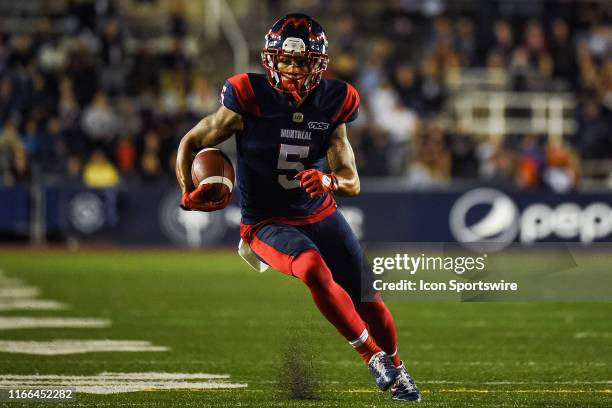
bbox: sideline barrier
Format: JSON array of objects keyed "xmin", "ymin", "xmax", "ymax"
[{"xmin": 1, "ymin": 183, "xmax": 611, "ymax": 247}]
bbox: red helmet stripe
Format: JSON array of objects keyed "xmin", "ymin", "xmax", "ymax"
[
  {"xmin": 272, "ymin": 17, "xmax": 310, "ymax": 34},
  {"xmin": 228, "ymin": 74, "xmax": 261, "ymax": 117}
]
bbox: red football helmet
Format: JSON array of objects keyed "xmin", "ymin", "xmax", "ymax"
[{"xmin": 261, "ymin": 13, "xmax": 329, "ymax": 99}]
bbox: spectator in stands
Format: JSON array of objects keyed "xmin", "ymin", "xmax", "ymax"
[
  {"xmin": 485, "ymin": 49, "xmax": 507, "ymax": 85},
  {"xmin": 515, "ymin": 134, "xmax": 544, "ymax": 189},
  {"xmin": 0, "ymin": 77, "xmax": 16, "ymax": 125},
  {"xmin": 369, "ymin": 81, "xmax": 419, "ymax": 174},
  {"xmin": 37, "ymin": 31, "xmax": 67, "ymax": 73},
  {"xmin": 359, "ymin": 124, "xmax": 393, "ymax": 177},
  {"xmin": 11, "ymin": 144, "xmax": 29, "ymax": 185},
  {"xmin": 139, "ymin": 130, "xmax": 163, "ymax": 182},
  {"xmin": 428, "ymin": 15, "xmax": 462, "ymax": 76},
  {"xmin": 8, "ymin": 34, "xmax": 35, "ymax": 68},
  {"xmin": 22, "ymin": 119, "xmax": 43, "ymax": 164},
  {"xmin": 357, "ymin": 39, "xmax": 392, "ymax": 97},
  {"xmin": 100, "ymin": 18, "xmax": 128, "ymax": 94},
  {"xmin": 169, "ymin": 2, "xmax": 189, "ymax": 39},
  {"xmin": 571, "ymin": 89, "xmax": 612, "ymax": 159},
  {"xmin": 576, "ymin": 41, "xmax": 600, "ymax": 90},
  {"xmin": 42, "ymin": 117, "xmax": 69, "ymax": 175},
  {"xmin": 186, "ymin": 75, "xmax": 218, "ymax": 117},
  {"xmin": 22, "ymin": 117, "xmax": 65, "ymax": 177},
  {"xmin": 406, "ymin": 120, "xmax": 450, "ymax": 186},
  {"xmin": 66, "ymin": 42, "xmax": 98, "ymax": 107},
  {"xmin": 83, "ymin": 149, "xmax": 120, "ymax": 188},
  {"xmin": 510, "ymin": 20, "xmax": 554, "ymax": 93},
  {"xmin": 335, "ymin": 15, "xmax": 358, "ymax": 53},
  {"xmin": 492, "ymin": 20, "xmax": 515, "ymax": 61},
  {"xmin": 522, "ymin": 20, "xmax": 553, "ymax": 83},
  {"xmin": 117, "ymin": 95, "xmax": 142, "ymax": 136},
  {"xmin": 159, "ymin": 74, "xmax": 186, "ymax": 115},
  {"xmin": 162, "ymin": 38, "xmax": 191, "ymax": 72},
  {"xmin": 58, "ymin": 77, "xmax": 88, "ymax": 161},
  {"xmin": 455, "ymin": 16, "xmax": 477, "ymax": 67},
  {"xmin": 29, "ymin": 71, "xmax": 55, "ymax": 117},
  {"xmin": 449, "ymin": 130, "xmax": 478, "ymax": 179},
  {"xmin": 81, "ymin": 91, "xmax": 119, "ymax": 152},
  {"xmin": 542, "ymin": 139, "xmax": 580, "ymax": 193},
  {"xmin": 392, "ymin": 63, "xmax": 425, "ymax": 114},
  {"xmin": 116, "ymin": 132, "xmax": 137, "ymax": 179},
  {"xmin": 0, "ymin": 120, "xmax": 27, "ymax": 186},
  {"xmin": 418, "ymin": 54, "xmax": 444, "ymax": 113},
  {"xmin": 0, "ymin": 33, "xmax": 8, "ymax": 72},
  {"xmin": 477, "ymin": 137, "xmax": 515, "ymax": 185},
  {"xmin": 140, "ymin": 149, "xmax": 163, "ymax": 182},
  {"xmin": 550, "ymin": 18, "xmax": 576, "ymax": 85},
  {"xmin": 64, "ymin": 156, "xmax": 84, "ymax": 185},
  {"xmin": 58, "ymin": 77, "xmax": 81, "ymax": 129},
  {"xmin": 509, "ymin": 48, "xmax": 533, "ymax": 91},
  {"xmin": 328, "ymin": 15, "xmax": 359, "ymax": 84},
  {"xmin": 600, "ymin": 58, "xmax": 612, "ymax": 111}
]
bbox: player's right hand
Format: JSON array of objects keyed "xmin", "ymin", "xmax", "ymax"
[{"xmin": 180, "ymin": 184, "xmax": 231, "ymax": 212}]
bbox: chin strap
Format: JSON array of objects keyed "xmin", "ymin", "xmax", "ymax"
[{"xmin": 282, "ymin": 78, "xmax": 307, "ymax": 105}]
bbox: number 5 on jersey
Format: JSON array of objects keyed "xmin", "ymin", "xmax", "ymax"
[{"xmin": 277, "ymin": 144, "xmax": 310, "ymax": 189}]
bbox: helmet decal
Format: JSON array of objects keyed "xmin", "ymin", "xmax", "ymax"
[{"xmin": 282, "ymin": 37, "xmax": 306, "ymax": 53}]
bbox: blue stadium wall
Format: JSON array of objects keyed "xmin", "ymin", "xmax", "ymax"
[{"xmin": 1, "ymin": 182, "xmax": 611, "ymax": 247}]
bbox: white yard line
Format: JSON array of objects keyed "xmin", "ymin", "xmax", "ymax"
[
  {"xmin": 419, "ymin": 380, "xmax": 612, "ymax": 385},
  {"xmin": 574, "ymin": 331, "xmax": 612, "ymax": 338},
  {"xmin": 0, "ymin": 372, "xmax": 248, "ymax": 394},
  {"xmin": 0, "ymin": 373, "xmax": 231, "ymax": 380},
  {"xmin": 0, "ymin": 299, "xmax": 67, "ymax": 311},
  {"xmin": 0, "ymin": 317, "xmax": 111, "ymax": 330},
  {"xmin": 0, "ymin": 287, "xmax": 41, "ymax": 298},
  {"xmin": 0, "ymin": 340, "xmax": 168, "ymax": 355}
]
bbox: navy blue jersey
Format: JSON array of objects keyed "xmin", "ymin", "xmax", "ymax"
[{"xmin": 221, "ymin": 73, "xmax": 360, "ymax": 224}]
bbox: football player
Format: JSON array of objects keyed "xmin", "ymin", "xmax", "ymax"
[{"xmin": 176, "ymin": 13, "xmax": 420, "ymax": 402}]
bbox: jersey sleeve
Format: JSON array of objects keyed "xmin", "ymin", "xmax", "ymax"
[
  {"xmin": 332, "ymin": 83, "xmax": 360, "ymax": 126},
  {"xmin": 220, "ymin": 73, "xmax": 261, "ymax": 117}
]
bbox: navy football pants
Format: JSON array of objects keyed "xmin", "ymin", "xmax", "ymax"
[{"xmin": 249, "ymin": 210, "xmax": 375, "ymax": 303}]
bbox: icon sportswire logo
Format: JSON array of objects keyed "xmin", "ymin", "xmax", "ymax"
[{"xmin": 449, "ymin": 188, "xmax": 519, "ymax": 250}]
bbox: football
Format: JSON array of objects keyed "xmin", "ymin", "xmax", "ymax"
[{"xmin": 191, "ymin": 148, "xmax": 235, "ymax": 202}]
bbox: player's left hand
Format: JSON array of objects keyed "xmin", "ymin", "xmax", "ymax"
[{"xmin": 295, "ymin": 169, "xmax": 337, "ymax": 197}]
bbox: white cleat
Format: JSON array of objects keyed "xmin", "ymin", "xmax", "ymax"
[
  {"xmin": 390, "ymin": 362, "xmax": 421, "ymax": 402},
  {"xmin": 368, "ymin": 351, "xmax": 400, "ymax": 391}
]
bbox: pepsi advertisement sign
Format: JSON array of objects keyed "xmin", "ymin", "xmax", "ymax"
[
  {"xmin": 448, "ymin": 188, "xmax": 612, "ymax": 249},
  {"xmin": 335, "ymin": 188, "xmax": 612, "ymax": 248}
]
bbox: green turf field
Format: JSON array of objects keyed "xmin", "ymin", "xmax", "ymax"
[{"xmin": 0, "ymin": 249, "xmax": 610, "ymax": 407}]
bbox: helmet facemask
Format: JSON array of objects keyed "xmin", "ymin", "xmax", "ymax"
[
  {"xmin": 261, "ymin": 48, "xmax": 328, "ymax": 103},
  {"xmin": 261, "ymin": 14, "xmax": 329, "ymax": 104}
]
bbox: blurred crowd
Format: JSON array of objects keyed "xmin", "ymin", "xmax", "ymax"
[
  {"xmin": 0, "ymin": 0, "xmax": 218, "ymax": 189},
  {"xmin": 0, "ymin": 0, "xmax": 610, "ymax": 192},
  {"xmin": 320, "ymin": 0, "xmax": 612, "ymax": 190}
]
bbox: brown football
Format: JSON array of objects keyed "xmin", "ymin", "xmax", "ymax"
[{"xmin": 191, "ymin": 148, "xmax": 235, "ymax": 202}]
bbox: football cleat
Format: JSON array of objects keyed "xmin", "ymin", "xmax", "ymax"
[
  {"xmin": 368, "ymin": 351, "xmax": 400, "ymax": 391},
  {"xmin": 390, "ymin": 362, "xmax": 421, "ymax": 402}
]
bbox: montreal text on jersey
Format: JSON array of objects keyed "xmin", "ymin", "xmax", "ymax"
[{"xmin": 280, "ymin": 128, "xmax": 312, "ymax": 141}]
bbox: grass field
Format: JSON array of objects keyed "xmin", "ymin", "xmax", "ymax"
[{"xmin": 0, "ymin": 249, "xmax": 610, "ymax": 407}]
